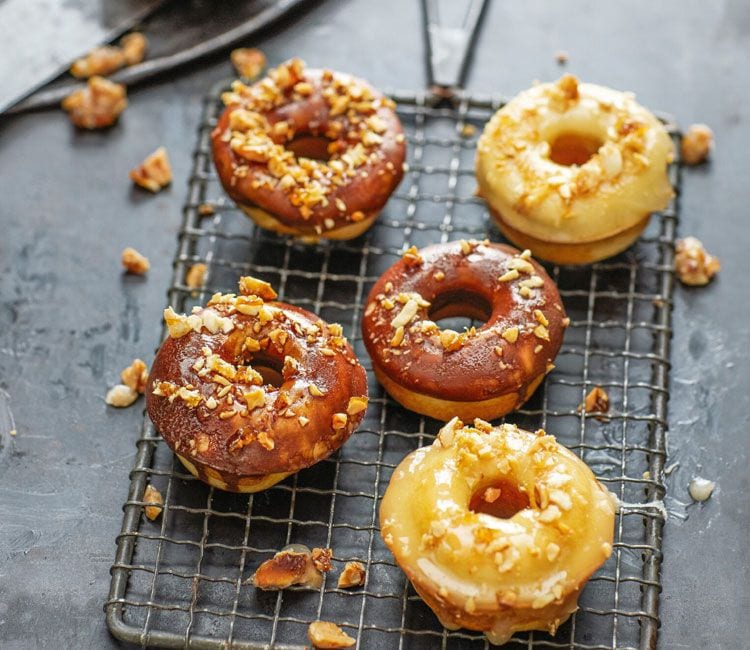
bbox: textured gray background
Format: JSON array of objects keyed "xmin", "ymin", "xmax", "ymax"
[{"xmin": 0, "ymin": 0, "xmax": 748, "ymax": 648}]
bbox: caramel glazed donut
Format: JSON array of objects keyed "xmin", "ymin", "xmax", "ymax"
[
  {"xmin": 146, "ymin": 276, "xmax": 368, "ymax": 493},
  {"xmin": 476, "ymin": 74, "xmax": 674, "ymax": 264},
  {"xmin": 380, "ymin": 418, "xmax": 616, "ymax": 645},
  {"xmin": 361, "ymin": 240, "xmax": 568, "ymax": 421},
  {"xmin": 212, "ymin": 57, "xmax": 406, "ymax": 241}
]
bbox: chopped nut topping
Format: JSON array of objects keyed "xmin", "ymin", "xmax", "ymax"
[
  {"xmin": 121, "ymin": 247, "xmax": 150, "ymax": 275},
  {"xmin": 674, "ymin": 236, "xmax": 720, "ymax": 286},
  {"xmin": 121, "ymin": 358, "xmax": 149, "ymax": 394},
  {"xmin": 230, "ymin": 47, "xmax": 266, "ymax": 80},
  {"xmin": 402, "ymin": 245, "xmax": 423, "ymax": 266},
  {"xmin": 238, "ymin": 275, "xmax": 278, "ymax": 300},
  {"xmin": 332, "ymin": 413, "xmax": 348, "ymax": 430},
  {"xmin": 309, "ymin": 383, "xmax": 326, "ymax": 397},
  {"xmin": 252, "ymin": 545, "xmax": 325, "ymax": 590},
  {"xmin": 556, "ymin": 73, "xmax": 579, "ymax": 101},
  {"xmin": 439, "ymin": 328, "xmax": 462, "ymax": 351},
  {"xmin": 508, "ymin": 258, "xmax": 534, "ymax": 274},
  {"xmin": 121, "ymin": 32, "xmax": 148, "ymax": 66},
  {"xmin": 390, "ymin": 326, "xmax": 405, "ymax": 347},
  {"xmin": 501, "ymin": 327, "xmax": 519, "ymax": 343},
  {"xmin": 62, "ymin": 76, "xmax": 127, "ymax": 129},
  {"xmin": 578, "ymin": 386, "xmax": 610, "ymax": 420},
  {"xmin": 533, "ymin": 309, "xmax": 549, "ymax": 327},
  {"xmin": 105, "ymin": 384, "xmax": 138, "ymax": 407},
  {"xmin": 346, "ymin": 396, "xmax": 368, "ymax": 416},
  {"xmin": 351, "ymin": 210, "xmax": 365, "ymax": 222},
  {"xmin": 337, "ymin": 561, "xmax": 366, "ymax": 588},
  {"xmin": 257, "ymin": 431, "xmax": 274, "ymax": 450},
  {"xmin": 143, "ymin": 484, "xmax": 163, "ymax": 520},
  {"xmin": 391, "ymin": 298, "xmax": 420, "ymax": 329},
  {"xmin": 533, "ymin": 324, "xmax": 550, "ymax": 341},
  {"xmin": 243, "ymin": 386, "xmax": 266, "ymax": 411},
  {"xmin": 433, "ymin": 270, "xmax": 445, "ymax": 281},
  {"xmin": 186, "ymin": 263, "xmax": 207, "ymax": 289},
  {"xmin": 459, "ymin": 239, "xmax": 473, "ymax": 255},
  {"xmin": 681, "ymin": 124, "xmax": 713, "ymax": 165},
  {"xmin": 307, "ymin": 621, "xmax": 355, "ymax": 649},
  {"xmin": 311, "ymin": 547, "xmax": 333, "ymax": 573},
  {"xmin": 130, "ymin": 147, "xmax": 172, "ymax": 192},
  {"xmin": 498, "ymin": 269, "xmax": 519, "ymax": 282}
]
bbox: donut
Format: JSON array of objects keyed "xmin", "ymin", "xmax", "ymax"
[
  {"xmin": 211, "ymin": 58, "xmax": 406, "ymax": 241},
  {"xmin": 361, "ymin": 240, "xmax": 567, "ymax": 421},
  {"xmin": 476, "ymin": 74, "xmax": 674, "ymax": 264},
  {"xmin": 380, "ymin": 418, "xmax": 616, "ymax": 645},
  {"xmin": 146, "ymin": 276, "xmax": 368, "ymax": 492}
]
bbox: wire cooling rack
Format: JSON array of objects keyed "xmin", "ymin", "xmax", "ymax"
[{"xmin": 106, "ymin": 84, "xmax": 679, "ymax": 649}]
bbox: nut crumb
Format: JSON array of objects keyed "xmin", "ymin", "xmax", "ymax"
[
  {"xmin": 186, "ymin": 263, "xmax": 207, "ymax": 289},
  {"xmin": 252, "ymin": 545, "xmax": 325, "ymax": 590},
  {"xmin": 121, "ymin": 247, "xmax": 150, "ymax": 275},
  {"xmin": 70, "ymin": 46, "xmax": 125, "ymax": 79},
  {"xmin": 197, "ymin": 203, "xmax": 215, "ymax": 217},
  {"xmin": 130, "ymin": 146, "xmax": 172, "ymax": 192},
  {"xmin": 681, "ymin": 124, "xmax": 713, "ymax": 165},
  {"xmin": 459, "ymin": 123, "xmax": 476, "ymax": 137},
  {"xmin": 121, "ymin": 358, "xmax": 149, "ymax": 394},
  {"xmin": 143, "ymin": 484, "xmax": 163, "ymax": 520},
  {"xmin": 307, "ymin": 621, "xmax": 355, "ymax": 649},
  {"xmin": 578, "ymin": 386, "xmax": 610, "ymax": 420},
  {"xmin": 121, "ymin": 32, "xmax": 148, "ymax": 66},
  {"xmin": 231, "ymin": 48, "xmax": 266, "ymax": 80},
  {"xmin": 402, "ymin": 245, "xmax": 423, "ymax": 266},
  {"xmin": 554, "ymin": 50, "xmax": 569, "ymax": 64},
  {"xmin": 105, "ymin": 384, "xmax": 138, "ymax": 407},
  {"xmin": 675, "ymin": 236, "xmax": 720, "ymax": 286},
  {"xmin": 311, "ymin": 547, "xmax": 333, "ymax": 573},
  {"xmin": 337, "ymin": 561, "xmax": 366, "ymax": 588},
  {"xmin": 62, "ymin": 76, "xmax": 127, "ymax": 129}
]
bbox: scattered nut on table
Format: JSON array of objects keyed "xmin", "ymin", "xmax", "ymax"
[
  {"xmin": 121, "ymin": 247, "xmax": 150, "ymax": 275},
  {"xmin": 70, "ymin": 32, "xmax": 148, "ymax": 78},
  {"xmin": 130, "ymin": 146, "xmax": 173, "ymax": 192},
  {"xmin": 681, "ymin": 124, "xmax": 713, "ymax": 165},
  {"xmin": 251, "ymin": 545, "xmax": 330, "ymax": 590},
  {"xmin": 688, "ymin": 477, "xmax": 715, "ymax": 502},
  {"xmin": 675, "ymin": 236, "xmax": 721, "ymax": 286},
  {"xmin": 337, "ymin": 561, "xmax": 366, "ymax": 589},
  {"xmin": 307, "ymin": 621, "xmax": 355, "ymax": 649},
  {"xmin": 554, "ymin": 49, "xmax": 569, "ymax": 64},
  {"xmin": 143, "ymin": 484, "xmax": 164, "ymax": 520},
  {"xmin": 120, "ymin": 32, "xmax": 148, "ymax": 66},
  {"xmin": 578, "ymin": 386, "xmax": 610, "ymax": 420},
  {"xmin": 62, "ymin": 76, "xmax": 128, "ymax": 129},
  {"xmin": 231, "ymin": 47, "xmax": 266, "ymax": 80},
  {"xmin": 121, "ymin": 359, "xmax": 149, "ymax": 394},
  {"xmin": 105, "ymin": 384, "xmax": 139, "ymax": 408}
]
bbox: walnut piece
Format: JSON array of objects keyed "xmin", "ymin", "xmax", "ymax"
[
  {"xmin": 143, "ymin": 484, "xmax": 164, "ymax": 520},
  {"xmin": 121, "ymin": 247, "xmax": 150, "ymax": 274},
  {"xmin": 578, "ymin": 386, "xmax": 610, "ymax": 420},
  {"xmin": 121, "ymin": 359, "xmax": 149, "ymax": 394},
  {"xmin": 62, "ymin": 76, "xmax": 128, "ymax": 129},
  {"xmin": 307, "ymin": 621, "xmax": 355, "ymax": 649},
  {"xmin": 337, "ymin": 561, "xmax": 366, "ymax": 589},
  {"xmin": 555, "ymin": 50, "xmax": 570, "ymax": 64},
  {"xmin": 681, "ymin": 124, "xmax": 713, "ymax": 165},
  {"xmin": 231, "ymin": 48, "xmax": 266, "ymax": 80},
  {"xmin": 70, "ymin": 46, "xmax": 125, "ymax": 79},
  {"xmin": 675, "ymin": 236, "xmax": 721, "ymax": 286},
  {"xmin": 186, "ymin": 263, "xmax": 207, "ymax": 289},
  {"xmin": 311, "ymin": 547, "xmax": 333, "ymax": 573},
  {"xmin": 251, "ymin": 545, "xmax": 327, "ymax": 590},
  {"xmin": 105, "ymin": 384, "xmax": 138, "ymax": 407},
  {"xmin": 121, "ymin": 32, "xmax": 148, "ymax": 66},
  {"xmin": 130, "ymin": 146, "xmax": 173, "ymax": 192}
]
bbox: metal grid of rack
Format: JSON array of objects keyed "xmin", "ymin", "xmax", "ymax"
[{"xmin": 106, "ymin": 84, "xmax": 679, "ymax": 649}]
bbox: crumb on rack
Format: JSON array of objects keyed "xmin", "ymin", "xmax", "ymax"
[
  {"xmin": 311, "ymin": 547, "xmax": 333, "ymax": 573},
  {"xmin": 186, "ymin": 263, "xmax": 207, "ymax": 289},
  {"xmin": 197, "ymin": 203, "xmax": 215, "ymax": 217},
  {"xmin": 143, "ymin": 484, "xmax": 164, "ymax": 520},
  {"xmin": 674, "ymin": 236, "xmax": 720, "ymax": 286},
  {"xmin": 121, "ymin": 358, "xmax": 149, "ymax": 394},
  {"xmin": 578, "ymin": 386, "xmax": 610, "ymax": 420},
  {"xmin": 62, "ymin": 76, "xmax": 127, "ymax": 129},
  {"xmin": 105, "ymin": 384, "xmax": 139, "ymax": 408},
  {"xmin": 130, "ymin": 146, "xmax": 173, "ymax": 192},
  {"xmin": 231, "ymin": 47, "xmax": 267, "ymax": 80},
  {"xmin": 681, "ymin": 124, "xmax": 713, "ymax": 165},
  {"xmin": 121, "ymin": 247, "xmax": 150, "ymax": 275},
  {"xmin": 460, "ymin": 123, "xmax": 476, "ymax": 138},
  {"xmin": 307, "ymin": 621, "xmax": 355, "ymax": 649},
  {"xmin": 252, "ymin": 545, "xmax": 327, "ymax": 590},
  {"xmin": 337, "ymin": 561, "xmax": 366, "ymax": 589}
]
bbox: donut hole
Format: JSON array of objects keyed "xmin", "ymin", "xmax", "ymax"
[
  {"xmin": 428, "ymin": 290, "xmax": 492, "ymax": 331},
  {"xmin": 245, "ymin": 354, "xmax": 285, "ymax": 387},
  {"xmin": 549, "ymin": 132, "xmax": 604, "ymax": 166},
  {"xmin": 470, "ymin": 480, "xmax": 530, "ymax": 519},
  {"xmin": 286, "ymin": 134, "xmax": 335, "ymax": 161}
]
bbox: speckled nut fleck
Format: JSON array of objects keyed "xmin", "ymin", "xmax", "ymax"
[
  {"xmin": 146, "ymin": 276, "xmax": 368, "ymax": 492},
  {"xmin": 361, "ymin": 240, "xmax": 567, "ymax": 421},
  {"xmin": 211, "ymin": 58, "xmax": 406, "ymax": 241},
  {"xmin": 476, "ymin": 75, "xmax": 674, "ymax": 264},
  {"xmin": 380, "ymin": 419, "xmax": 616, "ymax": 646}
]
